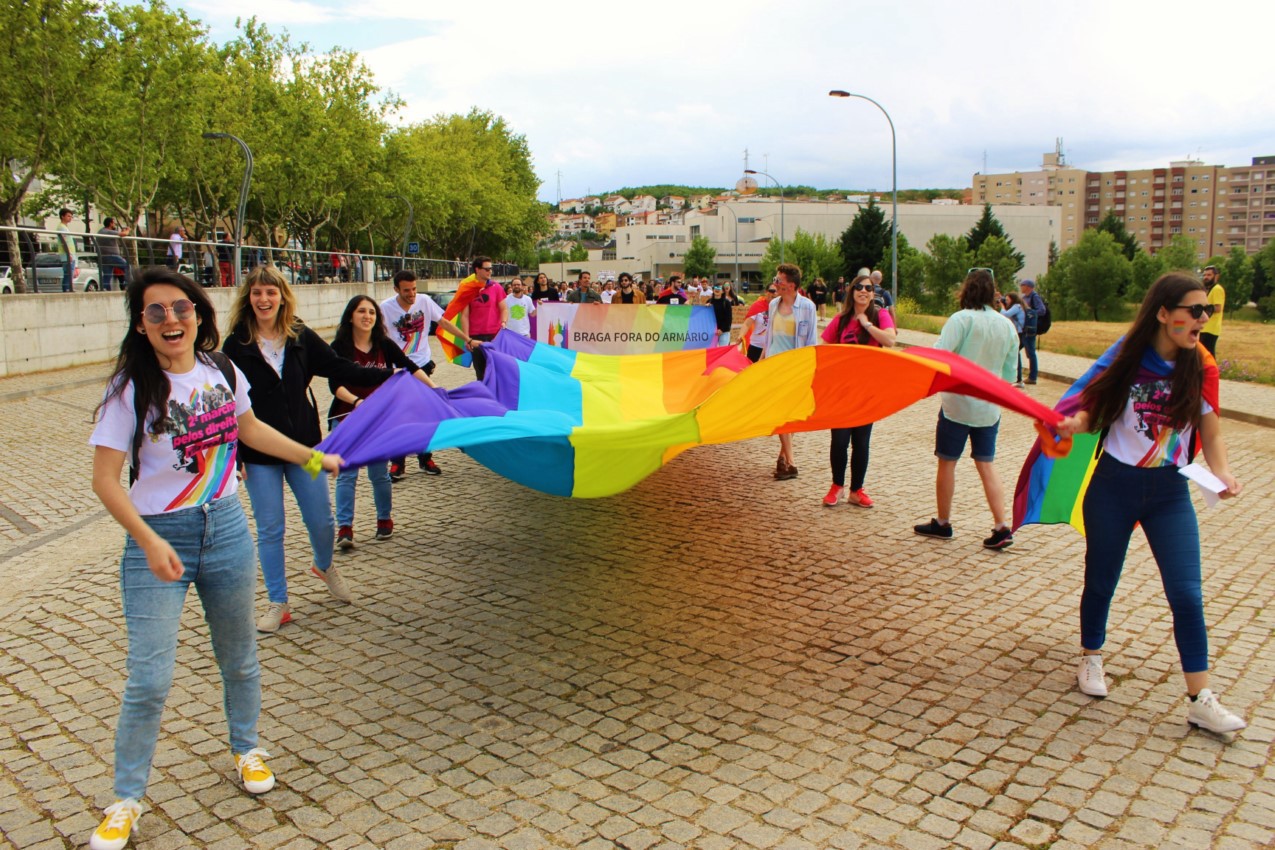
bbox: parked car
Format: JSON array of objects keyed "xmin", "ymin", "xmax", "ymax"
[
  {"xmin": 26, "ymin": 252, "xmax": 102, "ymax": 293},
  {"xmin": 0, "ymin": 266, "xmax": 14, "ymax": 294}
]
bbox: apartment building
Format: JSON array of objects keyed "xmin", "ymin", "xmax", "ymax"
[{"xmin": 974, "ymin": 150, "xmax": 1274, "ymax": 260}]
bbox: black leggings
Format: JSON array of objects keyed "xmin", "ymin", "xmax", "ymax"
[{"xmin": 829, "ymin": 424, "xmax": 873, "ymax": 490}]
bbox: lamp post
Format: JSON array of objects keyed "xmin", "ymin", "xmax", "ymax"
[
  {"xmin": 202, "ymin": 132, "xmax": 253, "ymax": 288},
  {"xmin": 719, "ymin": 203, "xmax": 740, "ymax": 285},
  {"xmin": 392, "ymin": 194, "xmax": 413, "ymax": 273},
  {"xmin": 828, "ymin": 90, "xmax": 897, "ymax": 307},
  {"xmin": 744, "ymin": 169, "xmax": 784, "ymax": 263}
]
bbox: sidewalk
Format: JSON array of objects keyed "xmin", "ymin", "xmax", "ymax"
[{"xmin": 894, "ymin": 328, "xmax": 1275, "ymax": 429}]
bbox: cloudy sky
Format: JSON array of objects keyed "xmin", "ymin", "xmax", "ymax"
[{"xmin": 178, "ymin": 0, "xmax": 1275, "ymax": 203}]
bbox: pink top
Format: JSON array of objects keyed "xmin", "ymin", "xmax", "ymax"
[{"xmin": 821, "ymin": 309, "xmax": 896, "ymax": 347}]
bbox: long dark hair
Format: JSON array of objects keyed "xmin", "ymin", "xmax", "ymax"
[
  {"xmin": 834, "ymin": 274, "xmax": 881, "ymax": 344},
  {"xmin": 331, "ymin": 295, "xmax": 388, "ymax": 357},
  {"xmin": 95, "ymin": 268, "xmax": 219, "ymax": 434},
  {"xmin": 1083, "ymin": 272, "xmax": 1206, "ymax": 432}
]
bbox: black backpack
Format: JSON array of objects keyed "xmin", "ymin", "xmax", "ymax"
[
  {"xmin": 1035, "ymin": 295, "xmax": 1052, "ymax": 335},
  {"xmin": 130, "ymin": 351, "xmax": 238, "ymax": 485}
]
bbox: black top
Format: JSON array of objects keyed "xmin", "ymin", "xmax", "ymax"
[
  {"xmin": 710, "ymin": 294, "xmax": 736, "ymax": 332},
  {"xmin": 327, "ymin": 338, "xmax": 422, "ymax": 421},
  {"xmin": 223, "ymin": 323, "xmax": 392, "ymax": 465}
]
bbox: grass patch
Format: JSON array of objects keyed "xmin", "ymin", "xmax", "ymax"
[{"xmin": 898, "ymin": 311, "xmax": 1275, "ymax": 385}]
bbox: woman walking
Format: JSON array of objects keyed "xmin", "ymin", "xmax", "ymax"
[
  {"xmin": 819, "ymin": 274, "xmax": 897, "ymax": 507},
  {"xmin": 329, "ymin": 295, "xmax": 437, "ymax": 549},
  {"xmin": 223, "ymin": 266, "xmax": 389, "ymax": 632},
  {"xmin": 1057, "ymin": 273, "xmax": 1246, "ymax": 733},
  {"xmin": 88, "ymin": 269, "xmax": 342, "ymax": 850}
]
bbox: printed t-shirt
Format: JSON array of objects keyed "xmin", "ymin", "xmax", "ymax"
[
  {"xmin": 820, "ymin": 310, "xmax": 896, "ymax": 346},
  {"xmin": 381, "ymin": 294, "xmax": 444, "ymax": 367},
  {"xmin": 1103, "ymin": 373, "xmax": 1214, "ymax": 468},
  {"xmin": 90, "ymin": 359, "xmax": 251, "ymax": 515},
  {"xmin": 504, "ymin": 293, "xmax": 534, "ymax": 336},
  {"xmin": 768, "ymin": 310, "xmax": 797, "ymax": 354},
  {"xmin": 467, "ymin": 282, "xmax": 507, "ymax": 336},
  {"xmin": 749, "ymin": 311, "xmax": 769, "ymax": 348}
]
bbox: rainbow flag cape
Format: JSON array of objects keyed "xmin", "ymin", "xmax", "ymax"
[
  {"xmin": 1012, "ymin": 338, "xmax": 1219, "ymax": 534},
  {"xmin": 320, "ymin": 332, "xmax": 1066, "ymax": 498},
  {"xmin": 436, "ymin": 274, "xmax": 487, "ymax": 367}
]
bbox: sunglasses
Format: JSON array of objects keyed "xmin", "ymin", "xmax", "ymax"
[
  {"xmin": 143, "ymin": 299, "xmax": 196, "ymax": 324},
  {"xmin": 851, "ymin": 283, "xmax": 874, "ymax": 292},
  {"xmin": 967, "ymin": 267, "xmax": 994, "ymax": 278},
  {"xmin": 1174, "ymin": 303, "xmax": 1217, "ymax": 320},
  {"xmin": 767, "ymin": 289, "xmax": 777, "ymax": 294}
]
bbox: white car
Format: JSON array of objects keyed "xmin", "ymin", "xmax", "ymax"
[{"xmin": 26, "ymin": 252, "xmax": 102, "ymax": 293}]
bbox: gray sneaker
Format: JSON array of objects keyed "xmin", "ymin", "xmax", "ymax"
[
  {"xmin": 1187, "ymin": 689, "xmax": 1246, "ymax": 733},
  {"xmin": 311, "ymin": 565, "xmax": 353, "ymax": 603},
  {"xmin": 256, "ymin": 602, "xmax": 291, "ymax": 633}
]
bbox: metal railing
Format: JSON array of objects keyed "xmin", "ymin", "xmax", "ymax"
[{"xmin": 0, "ymin": 225, "xmax": 517, "ymax": 293}]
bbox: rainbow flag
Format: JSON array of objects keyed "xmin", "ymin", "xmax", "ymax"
[
  {"xmin": 436, "ymin": 274, "xmax": 486, "ymax": 366},
  {"xmin": 320, "ymin": 332, "xmax": 1066, "ymax": 498},
  {"xmin": 1012, "ymin": 338, "xmax": 1219, "ymax": 534}
]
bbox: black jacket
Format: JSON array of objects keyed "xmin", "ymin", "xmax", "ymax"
[{"xmin": 223, "ymin": 323, "xmax": 391, "ymax": 465}]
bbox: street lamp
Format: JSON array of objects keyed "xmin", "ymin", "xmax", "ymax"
[
  {"xmin": 719, "ymin": 203, "xmax": 741, "ymax": 286},
  {"xmin": 202, "ymin": 132, "xmax": 254, "ymax": 288},
  {"xmin": 392, "ymin": 195, "xmax": 414, "ymax": 272},
  {"xmin": 744, "ymin": 169, "xmax": 784, "ymax": 263},
  {"xmin": 828, "ymin": 90, "xmax": 897, "ymax": 307}
]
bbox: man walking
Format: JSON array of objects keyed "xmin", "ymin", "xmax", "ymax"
[
  {"xmin": 380, "ymin": 270, "xmax": 474, "ymax": 479},
  {"xmin": 1018, "ymin": 278, "xmax": 1048, "ymax": 384},
  {"xmin": 914, "ymin": 268, "xmax": 1020, "ymax": 549},
  {"xmin": 765, "ymin": 262, "xmax": 818, "ymax": 480},
  {"xmin": 1200, "ymin": 265, "xmax": 1224, "ymax": 356},
  {"xmin": 460, "ymin": 256, "xmax": 508, "ymax": 341},
  {"xmin": 566, "ymin": 271, "xmax": 601, "ymax": 303}
]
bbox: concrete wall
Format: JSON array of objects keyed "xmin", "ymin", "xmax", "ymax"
[{"xmin": 0, "ymin": 278, "xmax": 463, "ymax": 377}]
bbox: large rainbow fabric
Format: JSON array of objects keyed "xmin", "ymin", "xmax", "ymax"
[
  {"xmin": 1012, "ymin": 338, "xmax": 1219, "ymax": 534},
  {"xmin": 320, "ymin": 332, "xmax": 1065, "ymax": 498}
]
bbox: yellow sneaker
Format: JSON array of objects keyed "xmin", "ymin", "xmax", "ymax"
[
  {"xmin": 90, "ymin": 799, "xmax": 142, "ymax": 850},
  {"xmin": 235, "ymin": 747, "xmax": 276, "ymax": 794}
]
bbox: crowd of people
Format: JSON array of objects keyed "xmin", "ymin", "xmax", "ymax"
[{"xmin": 84, "ymin": 256, "xmax": 1246, "ymax": 850}]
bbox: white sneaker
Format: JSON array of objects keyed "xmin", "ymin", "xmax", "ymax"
[
  {"xmin": 1077, "ymin": 654, "xmax": 1108, "ymax": 697},
  {"xmin": 311, "ymin": 564, "xmax": 353, "ymax": 602},
  {"xmin": 1187, "ymin": 689, "xmax": 1247, "ymax": 733},
  {"xmin": 90, "ymin": 799, "xmax": 143, "ymax": 850},
  {"xmin": 255, "ymin": 602, "xmax": 291, "ymax": 633}
]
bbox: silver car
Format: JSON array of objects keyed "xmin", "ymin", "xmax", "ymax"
[{"xmin": 26, "ymin": 252, "xmax": 102, "ymax": 293}]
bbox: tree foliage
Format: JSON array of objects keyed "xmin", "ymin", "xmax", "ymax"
[
  {"xmin": 974, "ymin": 235, "xmax": 1025, "ymax": 289},
  {"xmin": 1096, "ymin": 211, "xmax": 1139, "ymax": 260},
  {"xmin": 1155, "ymin": 235, "xmax": 1198, "ymax": 274},
  {"xmin": 919, "ymin": 234, "xmax": 973, "ymax": 314},
  {"xmin": 1041, "ymin": 229, "xmax": 1130, "ymax": 321},
  {"xmin": 1221, "ymin": 246, "xmax": 1254, "ymax": 309},
  {"xmin": 880, "ymin": 232, "xmax": 924, "ymax": 302},
  {"xmin": 837, "ymin": 198, "xmax": 887, "ymax": 278},
  {"xmin": 682, "ymin": 235, "xmax": 717, "ymax": 278},
  {"xmin": 760, "ymin": 228, "xmax": 843, "ymax": 288}
]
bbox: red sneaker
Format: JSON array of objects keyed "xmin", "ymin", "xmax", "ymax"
[
  {"xmin": 375, "ymin": 519, "xmax": 394, "ymax": 541},
  {"xmin": 822, "ymin": 485, "xmax": 842, "ymax": 507},
  {"xmin": 848, "ymin": 488, "xmax": 874, "ymax": 508}
]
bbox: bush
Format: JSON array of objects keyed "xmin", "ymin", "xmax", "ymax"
[
  {"xmin": 1257, "ymin": 294, "xmax": 1275, "ymax": 322},
  {"xmin": 893, "ymin": 296, "xmax": 920, "ymax": 316}
]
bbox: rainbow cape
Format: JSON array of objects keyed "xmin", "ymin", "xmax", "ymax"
[
  {"xmin": 319, "ymin": 332, "xmax": 1066, "ymax": 498},
  {"xmin": 436, "ymin": 274, "xmax": 487, "ymax": 366},
  {"xmin": 1012, "ymin": 338, "xmax": 1219, "ymax": 534}
]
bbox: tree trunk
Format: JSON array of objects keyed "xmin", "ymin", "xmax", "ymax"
[{"xmin": 5, "ymin": 224, "xmax": 29, "ymax": 293}]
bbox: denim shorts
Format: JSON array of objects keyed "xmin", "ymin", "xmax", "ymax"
[{"xmin": 935, "ymin": 410, "xmax": 1000, "ymax": 462}]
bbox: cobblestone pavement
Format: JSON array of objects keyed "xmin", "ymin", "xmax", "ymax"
[{"xmin": 0, "ymin": 341, "xmax": 1271, "ymax": 850}]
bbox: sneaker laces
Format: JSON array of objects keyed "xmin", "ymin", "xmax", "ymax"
[
  {"xmin": 238, "ymin": 748, "xmax": 271, "ymax": 777},
  {"xmin": 102, "ymin": 799, "xmax": 141, "ymax": 831}
]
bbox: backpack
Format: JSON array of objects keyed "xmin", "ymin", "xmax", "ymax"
[
  {"xmin": 1034, "ymin": 294, "xmax": 1052, "ymax": 335},
  {"xmin": 130, "ymin": 351, "xmax": 238, "ymax": 486}
]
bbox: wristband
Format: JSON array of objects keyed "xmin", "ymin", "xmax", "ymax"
[{"xmin": 303, "ymin": 450, "xmax": 325, "ymax": 479}]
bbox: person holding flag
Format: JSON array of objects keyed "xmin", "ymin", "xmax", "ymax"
[{"xmin": 1041, "ymin": 273, "xmax": 1246, "ymax": 734}]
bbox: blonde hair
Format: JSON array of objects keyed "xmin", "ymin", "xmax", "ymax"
[{"xmin": 228, "ymin": 265, "xmax": 300, "ymax": 342}]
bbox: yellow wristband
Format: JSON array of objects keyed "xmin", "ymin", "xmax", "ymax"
[{"xmin": 303, "ymin": 450, "xmax": 325, "ymax": 479}]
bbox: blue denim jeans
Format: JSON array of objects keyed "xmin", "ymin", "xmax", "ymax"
[
  {"xmin": 1081, "ymin": 454, "xmax": 1208, "ymax": 673},
  {"xmin": 61, "ymin": 260, "xmax": 74, "ymax": 292},
  {"xmin": 114, "ymin": 496, "xmax": 260, "ymax": 800},
  {"xmin": 335, "ymin": 461, "xmax": 391, "ymax": 525},
  {"xmin": 1022, "ymin": 333, "xmax": 1038, "ymax": 381},
  {"xmin": 243, "ymin": 462, "xmax": 334, "ymax": 604}
]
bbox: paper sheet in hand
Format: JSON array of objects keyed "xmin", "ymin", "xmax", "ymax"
[{"xmin": 1179, "ymin": 463, "xmax": 1226, "ymax": 507}]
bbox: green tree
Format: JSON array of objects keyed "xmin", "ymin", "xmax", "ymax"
[
  {"xmin": 1128, "ymin": 250, "xmax": 1164, "ymax": 303},
  {"xmin": 0, "ymin": 0, "xmax": 105, "ymax": 291},
  {"xmin": 920, "ymin": 233, "xmax": 973, "ymax": 314},
  {"xmin": 880, "ymin": 232, "xmax": 924, "ymax": 302},
  {"xmin": 1155, "ymin": 234, "xmax": 1198, "ymax": 274},
  {"xmin": 682, "ymin": 235, "xmax": 717, "ymax": 278},
  {"xmin": 1253, "ymin": 238, "xmax": 1275, "ymax": 302},
  {"xmin": 1096, "ymin": 211, "xmax": 1139, "ymax": 260},
  {"xmin": 1045, "ymin": 229, "xmax": 1130, "ymax": 321},
  {"xmin": 1047, "ymin": 238, "xmax": 1060, "ymax": 269},
  {"xmin": 965, "ymin": 203, "xmax": 1025, "ymax": 274},
  {"xmin": 567, "ymin": 242, "xmax": 588, "ymax": 262},
  {"xmin": 974, "ymin": 235, "xmax": 1025, "ymax": 289},
  {"xmin": 759, "ymin": 228, "xmax": 843, "ymax": 287},
  {"xmin": 837, "ymin": 198, "xmax": 888, "ymax": 277},
  {"xmin": 1221, "ymin": 246, "xmax": 1254, "ymax": 310}
]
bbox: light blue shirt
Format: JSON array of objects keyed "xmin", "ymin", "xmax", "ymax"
[
  {"xmin": 935, "ymin": 305, "xmax": 1020, "ymax": 427},
  {"xmin": 1001, "ymin": 303, "xmax": 1025, "ymax": 333}
]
